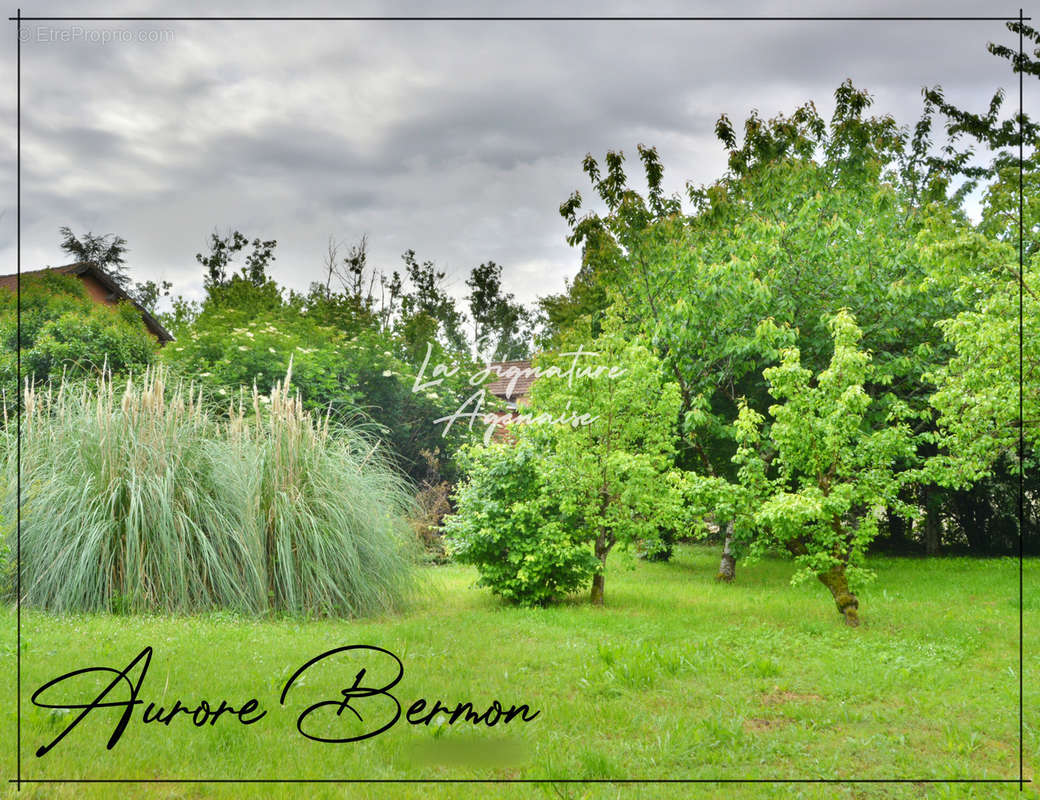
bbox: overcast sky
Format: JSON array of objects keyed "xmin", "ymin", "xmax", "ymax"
[{"xmin": 0, "ymin": 1, "xmax": 1028, "ymax": 311}]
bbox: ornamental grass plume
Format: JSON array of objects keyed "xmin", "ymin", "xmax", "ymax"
[
  {"xmin": 3, "ymin": 363, "xmax": 416, "ymax": 616},
  {"xmin": 227, "ymin": 361, "xmax": 419, "ymax": 616}
]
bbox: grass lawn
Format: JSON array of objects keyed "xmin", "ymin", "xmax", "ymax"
[{"xmin": 1, "ymin": 544, "xmax": 1037, "ymax": 799}]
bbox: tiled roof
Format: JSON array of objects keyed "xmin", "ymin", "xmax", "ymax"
[
  {"xmin": 485, "ymin": 359, "xmax": 537, "ymax": 400},
  {"xmin": 0, "ymin": 265, "xmax": 79, "ymax": 292},
  {"xmin": 0, "ymin": 263, "xmax": 174, "ymax": 343}
]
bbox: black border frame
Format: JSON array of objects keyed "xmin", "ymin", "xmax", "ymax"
[{"xmin": 7, "ymin": 8, "xmax": 1032, "ymax": 792}]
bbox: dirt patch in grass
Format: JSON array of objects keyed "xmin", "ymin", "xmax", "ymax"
[{"xmin": 743, "ymin": 717, "xmax": 790, "ymax": 732}]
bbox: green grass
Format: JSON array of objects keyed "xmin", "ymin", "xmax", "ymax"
[{"xmin": 1, "ymin": 545, "xmax": 1037, "ymax": 800}]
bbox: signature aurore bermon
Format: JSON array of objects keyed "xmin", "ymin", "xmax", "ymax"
[{"xmin": 31, "ymin": 644, "xmax": 540, "ymax": 756}]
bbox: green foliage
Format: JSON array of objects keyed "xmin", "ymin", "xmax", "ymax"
[
  {"xmin": 442, "ymin": 439, "xmax": 599, "ymax": 606},
  {"xmin": 550, "ymin": 81, "xmax": 1038, "ymax": 562},
  {"xmin": 728, "ymin": 312, "xmax": 916, "ymax": 608},
  {"xmin": 923, "ymin": 21, "xmax": 1040, "ymax": 194},
  {"xmin": 312, "ymin": 236, "xmax": 487, "ymax": 360},
  {"xmin": 134, "ymin": 278, "xmax": 172, "ymax": 313},
  {"xmin": 171, "ymin": 234, "xmax": 529, "ymax": 483},
  {"xmin": 163, "ymin": 294, "xmax": 363, "ymax": 411},
  {"xmin": 0, "ymin": 271, "xmax": 157, "ymax": 388},
  {"xmin": 196, "ymin": 229, "xmax": 279, "ymax": 290},
  {"xmin": 557, "ymin": 86, "xmax": 965, "ymax": 492},
  {"xmin": 534, "ymin": 266, "xmax": 609, "ymax": 348},
  {"xmin": 444, "ymin": 319, "xmax": 687, "ymax": 605},
  {"xmin": 914, "ymin": 20, "xmax": 1039, "ymax": 543},
  {"xmin": 162, "ymin": 278, "xmax": 475, "ymax": 483},
  {"xmin": 529, "ymin": 322, "xmax": 687, "ymax": 591},
  {"xmin": 4, "ymin": 367, "xmax": 417, "ymax": 616},
  {"xmin": 926, "ymin": 252, "xmax": 1039, "ymax": 486},
  {"xmin": 466, "ymin": 260, "xmax": 531, "ymax": 361},
  {"xmin": 399, "ymin": 249, "xmax": 467, "ymax": 353},
  {"xmin": 58, "ymin": 226, "xmax": 131, "ymax": 289},
  {"xmin": 540, "ymin": 144, "xmax": 676, "ymax": 346}
]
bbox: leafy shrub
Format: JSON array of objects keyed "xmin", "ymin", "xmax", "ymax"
[
  {"xmin": 161, "ymin": 287, "xmax": 475, "ymax": 484},
  {"xmin": 3, "ymin": 366, "xmax": 417, "ymax": 616},
  {"xmin": 442, "ymin": 439, "xmax": 599, "ymax": 606},
  {"xmin": 525, "ymin": 322, "xmax": 687, "ymax": 604},
  {"xmin": 443, "ymin": 320, "xmax": 687, "ymax": 607},
  {"xmin": 0, "ymin": 271, "xmax": 156, "ymax": 387}
]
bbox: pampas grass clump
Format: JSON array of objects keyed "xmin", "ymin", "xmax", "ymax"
[{"xmin": 3, "ymin": 364, "xmax": 416, "ymax": 616}]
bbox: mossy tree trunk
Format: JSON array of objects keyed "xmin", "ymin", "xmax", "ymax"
[
  {"xmin": 716, "ymin": 521, "xmax": 736, "ymax": 582},
  {"xmin": 816, "ymin": 563, "xmax": 860, "ymax": 627},
  {"xmin": 787, "ymin": 537, "xmax": 860, "ymax": 627}
]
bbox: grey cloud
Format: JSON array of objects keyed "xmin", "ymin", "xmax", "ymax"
[{"xmin": 0, "ymin": 0, "xmax": 1025, "ymax": 310}]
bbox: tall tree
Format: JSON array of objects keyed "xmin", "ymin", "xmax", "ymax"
[
  {"xmin": 726, "ymin": 312, "xmax": 916, "ymax": 625},
  {"xmin": 58, "ymin": 226, "xmax": 131, "ymax": 289},
  {"xmin": 398, "ymin": 249, "xmax": 467, "ymax": 353},
  {"xmin": 196, "ymin": 229, "xmax": 278, "ymax": 290},
  {"xmin": 316, "ymin": 234, "xmax": 404, "ymax": 334},
  {"xmin": 58, "ymin": 227, "xmax": 171, "ymax": 314},
  {"xmin": 134, "ymin": 279, "xmax": 172, "ymax": 313},
  {"xmin": 444, "ymin": 315, "xmax": 686, "ymax": 606},
  {"xmin": 530, "ymin": 316, "xmax": 686, "ymax": 605},
  {"xmin": 557, "ymin": 84, "xmax": 968, "ymax": 577},
  {"xmin": 466, "ymin": 260, "xmax": 531, "ymax": 361},
  {"xmin": 916, "ymin": 20, "xmax": 1040, "ymax": 552}
]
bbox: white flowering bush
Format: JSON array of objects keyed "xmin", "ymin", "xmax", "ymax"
[{"xmin": 161, "ymin": 297, "xmax": 475, "ymax": 484}]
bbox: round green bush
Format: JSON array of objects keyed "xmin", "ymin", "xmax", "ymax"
[{"xmin": 442, "ymin": 439, "xmax": 599, "ymax": 606}]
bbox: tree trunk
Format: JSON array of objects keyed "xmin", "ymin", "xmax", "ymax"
[
  {"xmin": 816, "ymin": 564, "xmax": 860, "ymax": 627},
  {"xmin": 787, "ymin": 538, "xmax": 859, "ymax": 627},
  {"xmin": 590, "ymin": 571, "xmax": 605, "ymax": 606},
  {"xmin": 716, "ymin": 521, "xmax": 736, "ymax": 582},
  {"xmin": 591, "ymin": 532, "xmax": 610, "ymax": 606}
]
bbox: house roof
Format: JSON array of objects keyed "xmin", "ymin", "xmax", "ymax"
[
  {"xmin": 486, "ymin": 359, "xmax": 537, "ymax": 401},
  {"xmin": 0, "ymin": 263, "xmax": 174, "ymax": 343}
]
